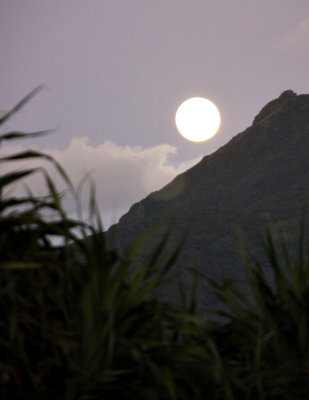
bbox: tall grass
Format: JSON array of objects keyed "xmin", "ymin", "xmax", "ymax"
[
  {"xmin": 0, "ymin": 88, "xmax": 211, "ymax": 399},
  {"xmin": 1, "ymin": 89, "xmax": 309, "ymax": 399}
]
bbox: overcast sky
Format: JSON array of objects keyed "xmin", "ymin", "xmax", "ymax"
[{"xmin": 1, "ymin": 1, "xmax": 309, "ymax": 227}]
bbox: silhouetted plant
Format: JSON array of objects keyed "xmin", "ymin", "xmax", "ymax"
[
  {"xmin": 1, "ymin": 89, "xmax": 309, "ymax": 400},
  {"xmin": 207, "ymin": 219, "xmax": 309, "ymax": 399},
  {"xmin": 0, "ymin": 88, "xmax": 213, "ymax": 400}
]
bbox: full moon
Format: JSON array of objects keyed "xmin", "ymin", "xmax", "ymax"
[{"xmin": 175, "ymin": 97, "xmax": 221, "ymax": 142}]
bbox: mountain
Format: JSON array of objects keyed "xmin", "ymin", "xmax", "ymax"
[{"xmin": 108, "ymin": 90, "xmax": 309, "ymax": 307}]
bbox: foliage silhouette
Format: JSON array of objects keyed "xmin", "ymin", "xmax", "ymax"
[{"xmin": 1, "ymin": 89, "xmax": 309, "ymax": 399}]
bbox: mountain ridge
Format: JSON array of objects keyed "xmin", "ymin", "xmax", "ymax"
[{"xmin": 108, "ymin": 90, "xmax": 309, "ymax": 307}]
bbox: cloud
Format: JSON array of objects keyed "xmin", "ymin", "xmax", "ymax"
[
  {"xmin": 280, "ymin": 17, "xmax": 309, "ymax": 50},
  {"xmin": 1, "ymin": 138, "xmax": 201, "ymax": 227}
]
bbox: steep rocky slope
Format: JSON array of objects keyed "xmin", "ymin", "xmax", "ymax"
[{"xmin": 108, "ymin": 90, "xmax": 309, "ymax": 307}]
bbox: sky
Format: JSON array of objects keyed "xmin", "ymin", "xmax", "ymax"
[{"xmin": 1, "ymin": 1, "xmax": 309, "ymax": 227}]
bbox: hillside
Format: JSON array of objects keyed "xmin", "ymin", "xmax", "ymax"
[{"xmin": 108, "ymin": 90, "xmax": 309, "ymax": 307}]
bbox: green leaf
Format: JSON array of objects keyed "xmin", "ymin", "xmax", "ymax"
[
  {"xmin": 0, "ymin": 85, "xmax": 44, "ymax": 126},
  {"xmin": 0, "ymin": 129, "xmax": 52, "ymax": 143},
  {"xmin": 0, "ymin": 168, "xmax": 40, "ymax": 189},
  {"xmin": 0, "ymin": 262, "xmax": 42, "ymax": 269}
]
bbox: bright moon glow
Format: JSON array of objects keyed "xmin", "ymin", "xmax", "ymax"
[{"xmin": 175, "ymin": 97, "xmax": 221, "ymax": 142}]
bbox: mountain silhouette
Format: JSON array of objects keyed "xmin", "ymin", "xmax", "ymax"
[{"xmin": 108, "ymin": 90, "xmax": 309, "ymax": 307}]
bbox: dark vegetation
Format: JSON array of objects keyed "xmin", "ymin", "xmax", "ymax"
[{"xmin": 1, "ymin": 89, "xmax": 309, "ymax": 399}]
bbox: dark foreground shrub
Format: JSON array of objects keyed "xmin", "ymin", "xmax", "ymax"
[
  {"xmin": 207, "ymin": 220, "xmax": 309, "ymax": 399},
  {"xmin": 0, "ymin": 88, "xmax": 214, "ymax": 400},
  {"xmin": 1, "ymin": 89, "xmax": 309, "ymax": 399}
]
